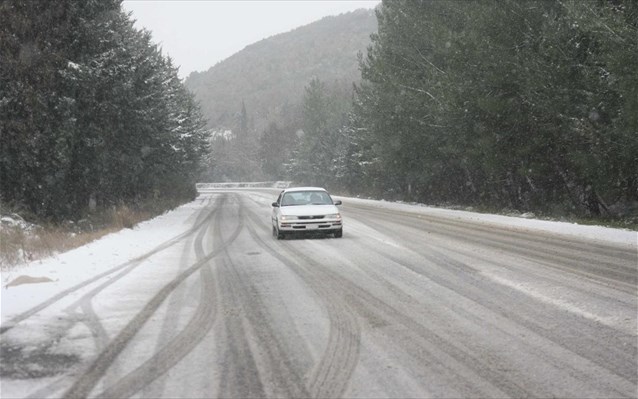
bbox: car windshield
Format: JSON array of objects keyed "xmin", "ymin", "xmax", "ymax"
[{"xmin": 281, "ymin": 191, "xmax": 332, "ymax": 206}]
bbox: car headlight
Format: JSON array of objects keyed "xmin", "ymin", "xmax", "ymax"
[
  {"xmin": 280, "ymin": 215, "xmax": 297, "ymax": 221},
  {"xmin": 326, "ymin": 213, "xmax": 342, "ymax": 220}
]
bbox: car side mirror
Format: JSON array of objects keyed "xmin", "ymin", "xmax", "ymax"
[
  {"xmin": 271, "ymin": 202, "xmax": 279, "ymax": 207},
  {"xmin": 334, "ymin": 200, "xmax": 342, "ymax": 206}
]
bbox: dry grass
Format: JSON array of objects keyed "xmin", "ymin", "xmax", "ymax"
[
  {"xmin": 0, "ymin": 226, "xmax": 118, "ymax": 269},
  {"xmin": 0, "ymin": 204, "xmax": 157, "ymax": 271}
]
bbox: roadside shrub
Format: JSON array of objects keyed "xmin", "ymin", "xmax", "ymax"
[{"xmin": 0, "ymin": 197, "xmax": 187, "ymax": 270}]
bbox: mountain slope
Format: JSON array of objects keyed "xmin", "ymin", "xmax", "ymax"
[{"xmin": 184, "ymin": 9, "xmax": 377, "ymax": 134}]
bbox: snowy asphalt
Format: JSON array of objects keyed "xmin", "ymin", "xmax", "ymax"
[{"xmin": 1, "ymin": 189, "xmax": 636, "ymax": 398}]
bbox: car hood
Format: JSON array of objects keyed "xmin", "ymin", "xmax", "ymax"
[{"xmin": 279, "ymin": 204, "xmax": 339, "ymax": 216}]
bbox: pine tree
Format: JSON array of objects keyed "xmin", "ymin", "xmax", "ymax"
[{"xmin": 0, "ymin": 0, "xmax": 210, "ymax": 221}]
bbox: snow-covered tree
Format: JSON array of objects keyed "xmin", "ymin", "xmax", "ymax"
[{"xmin": 0, "ymin": 0, "xmax": 209, "ymax": 221}]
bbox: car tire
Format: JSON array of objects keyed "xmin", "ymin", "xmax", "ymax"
[
  {"xmin": 334, "ymin": 229, "xmax": 343, "ymax": 238},
  {"xmin": 274, "ymin": 224, "xmax": 285, "ymax": 240}
]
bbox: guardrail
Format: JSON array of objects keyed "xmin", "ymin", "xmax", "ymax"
[{"xmin": 196, "ymin": 181, "xmax": 292, "ymax": 190}]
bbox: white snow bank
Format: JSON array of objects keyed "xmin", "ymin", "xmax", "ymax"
[
  {"xmin": 1, "ymin": 197, "xmax": 212, "ymax": 322},
  {"xmin": 343, "ymin": 197, "xmax": 637, "ymax": 247}
]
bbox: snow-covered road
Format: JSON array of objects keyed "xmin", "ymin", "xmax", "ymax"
[{"xmin": 1, "ymin": 189, "xmax": 636, "ymax": 398}]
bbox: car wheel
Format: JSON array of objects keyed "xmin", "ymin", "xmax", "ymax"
[
  {"xmin": 334, "ymin": 229, "xmax": 343, "ymax": 238},
  {"xmin": 274, "ymin": 224, "xmax": 285, "ymax": 240}
]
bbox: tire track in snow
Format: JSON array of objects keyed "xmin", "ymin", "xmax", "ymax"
[
  {"xmin": 138, "ymin": 210, "xmax": 210, "ymax": 398},
  {"xmin": 243, "ymin": 208, "xmax": 361, "ymax": 398},
  {"xmin": 90, "ymin": 194, "xmax": 239, "ymax": 398},
  {"xmin": 344, "ymin": 208, "xmax": 636, "ymax": 396},
  {"xmin": 344, "ymin": 204, "xmax": 637, "ymax": 291},
  {"xmin": 213, "ymin": 195, "xmax": 308, "ymax": 398},
  {"xmin": 62, "ymin": 196, "xmax": 242, "ymax": 399},
  {"xmin": 244, "ymin": 200, "xmax": 636, "ymax": 397},
  {"xmin": 1, "ymin": 196, "xmax": 219, "ymax": 335}
]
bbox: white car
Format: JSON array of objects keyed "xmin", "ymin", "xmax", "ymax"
[{"xmin": 271, "ymin": 187, "xmax": 343, "ymax": 239}]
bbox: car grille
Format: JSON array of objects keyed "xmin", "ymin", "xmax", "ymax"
[{"xmin": 297, "ymin": 215, "xmax": 324, "ymax": 220}]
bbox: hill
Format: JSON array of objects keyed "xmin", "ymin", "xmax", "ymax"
[{"xmin": 184, "ymin": 9, "xmax": 377, "ymax": 135}]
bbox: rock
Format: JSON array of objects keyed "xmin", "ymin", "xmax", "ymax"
[{"xmin": 6, "ymin": 275, "xmax": 55, "ymax": 288}]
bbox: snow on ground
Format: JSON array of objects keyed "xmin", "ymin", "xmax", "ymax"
[
  {"xmin": 1, "ymin": 192, "xmax": 636, "ymax": 326},
  {"xmin": 0, "ymin": 197, "xmax": 211, "ymax": 324},
  {"xmin": 344, "ymin": 197, "xmax": 637, "ymax": 247}
]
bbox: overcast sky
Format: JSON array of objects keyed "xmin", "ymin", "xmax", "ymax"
[{"xmin": 122, "ymin": 1, "xmax": 379, "ymax": 78}]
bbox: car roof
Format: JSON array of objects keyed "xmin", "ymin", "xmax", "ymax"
[{"xmin": 282, "ymin": 187, "xmax": 327, "ymax": 193}]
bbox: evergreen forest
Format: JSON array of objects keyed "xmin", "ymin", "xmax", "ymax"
[
  {"xmin": 0, "ymin": 0, "xmax": 209, "ymax": 222},
  {"xmin": 345, "ymin": 0, "xmax": 637, "ymax": 221},
  {"xmin": 200, "ymin": 0, "xmax": 637, "ymax": 223}
]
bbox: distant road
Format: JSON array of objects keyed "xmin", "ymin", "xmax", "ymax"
[{"xmin": 2, "ymin": 189, "xmax": 636, "ymax": 398}]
